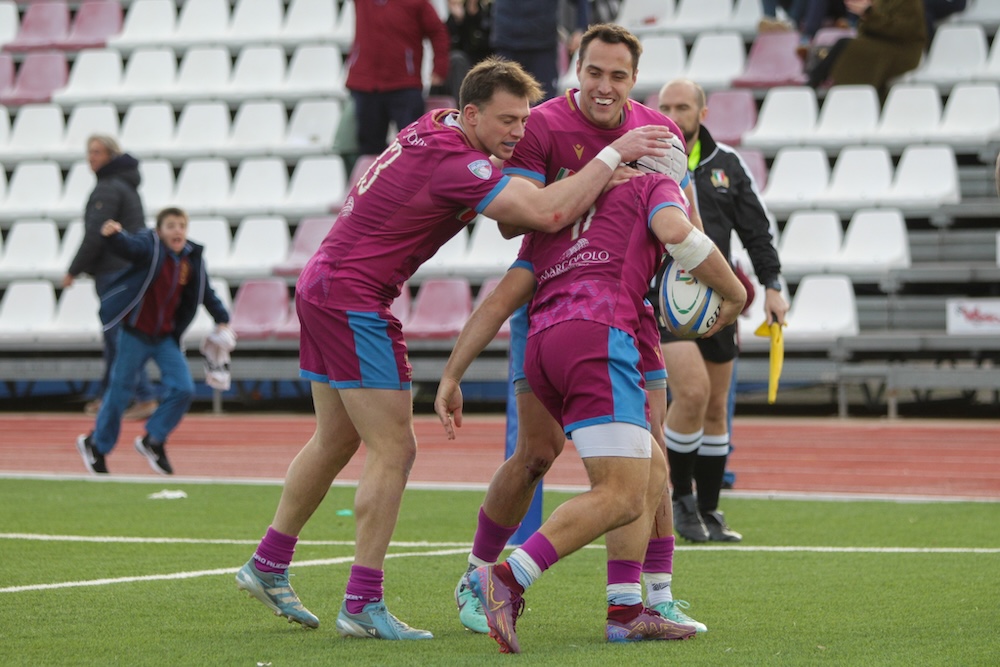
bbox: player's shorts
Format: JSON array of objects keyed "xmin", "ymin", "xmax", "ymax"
[
  {"xmin": 297, "ymin": 297, "xmax": 412, "ymax": 390},
  {"xmin": 572, "ymin": 421, "xmax": 651, "ymax": 459},
  {"xmin": 660, "ymin": 321, "xmax": 739, "ymax": 364},
  {"xmin": 639, "ymin": 301, "xmax": 667, "ymax": 391},
  {"xmin": 525, "ymin": 320, "xmax": 648, "ymax": 436}
]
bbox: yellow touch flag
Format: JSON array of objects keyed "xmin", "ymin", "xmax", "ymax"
[{"xmin": 754, "ymin": 321, "xmax": 784, "ymax": 404}]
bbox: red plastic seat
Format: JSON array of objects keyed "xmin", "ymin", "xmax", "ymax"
[
  {"xmin": 229, "ymin": 278, "xmax": 290, "ymax": 340},
  {"xmin": 703, "ymin": 89, "xmax": 757, "ymax": 147},
  {"xmin": 731, "ymin": 32, "xmax": 807, "ymax": 90},
  {"xmin": 58, "ymin": 1, "xmax": 123, "ymax": 50},
  {"xmin": 0, "ymin": 53, "xmax": 13, "ymax": 93},
  {"xmin": 737, "ymin": 148, "xmax": 768, "ymax": 190},
  {"xmin": 2, "ymin": 1, "xmax": 70, "ymax": 53},
  {"xmin": 272, "ymin": 215, "xmax": 336, "ymax": 276},
  {"xmin": 0, "ymin": 51, "xmax": 68, "ymax": 106},
  {"xmin": 274, "ymin": 299, "xmax": 301, "ymax": 341},
  {"xmin": 404, "ymin": 278, "xmax": 473, "ymax": 339}
]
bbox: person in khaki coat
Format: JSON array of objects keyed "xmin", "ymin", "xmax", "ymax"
[{"xmin": 829, "ymin": 0, "xmax": 927, "ymax": 101}]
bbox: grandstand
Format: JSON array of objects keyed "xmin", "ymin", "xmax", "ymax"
[{"xmin": 0, "ymin": 0, "xmax": 998, "ymax": 416}]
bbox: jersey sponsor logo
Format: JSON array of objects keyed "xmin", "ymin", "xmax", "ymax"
[
  {"xmin": 467, "ymin": 159, "xmax": 493, "ymax": 180},
  {"xmin": 537, "ymin": 248, "xmax": 611, "ymax": 283},
  {"xmin": 573, "ymin": 144, "xmax": 585, "ymax": 160},
  {"xmin": 711, "ymin": 169, "xmax": 730, "ymax": 189}
]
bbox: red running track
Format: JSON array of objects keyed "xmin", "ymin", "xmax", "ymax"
[{"xmin": 1, "ymin": 413, "xmax": 998, "ymax": 499}]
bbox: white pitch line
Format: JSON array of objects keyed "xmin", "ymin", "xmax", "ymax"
[{"xmin": 0, "ymin": 534, "xmax": 472, "ymax": 548}]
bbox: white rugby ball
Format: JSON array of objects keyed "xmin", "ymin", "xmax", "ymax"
[
  {"xmin": 633, "ymin": 134, "xmax": 688, "ymax": 184},
  {"xmin": 658, "ymin": 259, "xmax": 723, "ymax": 339}
]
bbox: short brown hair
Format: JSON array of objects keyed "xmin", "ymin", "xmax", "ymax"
[
  {"xmin": 156, "ymin": 206, "xmax": 188, "ymax": 229},
  {"xmin": 459, "ymin": 56, "xmax": 544, "ymax": 109},
  {"xmin": 578, "ymin": 23, "xmax": 643, "ymax": 74}
]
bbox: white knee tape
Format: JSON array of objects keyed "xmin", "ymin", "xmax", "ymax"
[{"xmin": 665, "ymin": 227, "xmax": 714, "ymax": 270}]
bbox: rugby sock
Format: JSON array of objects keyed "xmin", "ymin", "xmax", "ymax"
[
  {"xmin": 606, "ymin": 560, "xmax": 643, "ymax": 607},
  {"xmin": 472, "ymin": 507, "xmax": 520, "ymax": 564},
  {"xmin": 665, "ymin": 427, "xmax": 703, "ymax": 498},
  {"xmin": 344, "ymin": 565, "xmax": 384, "ymax": 614},
  {"xmin": 508, "ymin": 532, "xmax": 558, "ymax": 591},
  {"xmin": 695, "ymin": 433, "xmax": 730, "ymax": 513},
  {"xmin": 252, "ymin": 526, "xmax": 297, "ymax": 573},
  {"xmin": 643, "ymin": 536, "xmax": 675, "ymax": 605}
]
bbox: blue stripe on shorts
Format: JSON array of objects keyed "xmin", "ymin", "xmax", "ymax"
[
  {"xmin": 349, "ymin": 311, "xmax": 410, "ymax": 390},
  {"xmin": 509, "ymin": 304, "xmax": 529, "ymax": 383},
  {"xmin": 608, "ymin": 327, "xmax": 647, "ymax": 427}
]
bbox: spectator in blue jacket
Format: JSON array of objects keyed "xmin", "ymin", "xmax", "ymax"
[{"xmin": 75, "ymin": 207, "xmax": 231, "ymax": 476}]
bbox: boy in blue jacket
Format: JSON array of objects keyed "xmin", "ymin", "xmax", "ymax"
[{"xmin": 76, "ymin": 207, "xmax": 232, "ymax": 475}]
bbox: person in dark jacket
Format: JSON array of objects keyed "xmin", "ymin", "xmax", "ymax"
[
  {"xmin": 63, "ymin": 134, "xmax": 158, "ymax": 419},
  {"xmin": 75, "ymin": 207, "xmax": 231, "ymax": 476},
  {"xmin": 654, "ymin": 79, "xmax": 789, "ymax": 543}
]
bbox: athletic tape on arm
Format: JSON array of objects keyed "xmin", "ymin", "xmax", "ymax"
[{"xmin": 665, "ymin": 227, "xmax": 714, "ymax": 270}]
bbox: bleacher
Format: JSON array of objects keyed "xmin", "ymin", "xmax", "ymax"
[{"xmin": 0, "ymin": 0, "xmax": 999, "ymax": 415}]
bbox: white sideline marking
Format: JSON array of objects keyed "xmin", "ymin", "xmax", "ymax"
[{"xmin": 0, "ymin": 533, "xmax": 471, "ymax": 548}]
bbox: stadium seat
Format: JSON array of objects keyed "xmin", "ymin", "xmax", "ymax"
[
  {"xmin": 167, "ymin": 0, "xmax": 231, "ymax": 51},
  {"xmin": 57, "ymin": 0, "xmax": 123, "ymax": 51},
  {"xmin": 405, "ymin": 277, "xmax": 473, "ymax": 339},
  {"xmin": 0, "ymin": 1, "xmax": 18, "ymax": 52},
  {"xmin": 280, "ymin": 44, "xmax": 348, "ymax": 102},
  {"xmin": 683, "ymin": 32, "xmax": 747, "ymax": 92},
  {"xmin": 137, "ymin": 158, "xmax": 176, "ymax": 213},
  {"xmin": 760, "ymin": 147, "xmax": 829, "ymax": 215},
  {"xmin": 632, "ymin": 35, "xmax": 686, "ymax": 99},
  {"xmin": 741, "ymin": 86, "xmax": 817, "ymax": 152},
  {"xmin": 220, "ymin": 100, "xmax": 287, "ymax": 162},
  {"xmin": 165, "ymin": 47, "xmax": 232, "ymax": 106},
  {"xmin": 615, "ymin": 0, "xmax": 675, "ymax": 33},
  {"xmin": 223, "ymin": 45, "xmax": 287, "ymax": 104},
  {"xmin": 186, "ymin": 217, "xmax": 233, "ymax": 271},
  {"xmin": 0, "ymin": 103, "xmax": 64, "ymax": 165},
  {"xmin": 160, "ymin": 101, "xmax": 231, "ymax": 162},
  {"xmin": 0, "ymin": 52, "xmax": 12, "ymax": 92},
  {"xmin": 2, "ymin": 0, "xmax": 69, "ymax": 53},
  {"xmin": 0, "ymin": 51, "xmax": 68, "ymax": 107},
  {"xmin": 0, "ymin": 279, "xmax": 57, "ymax": 343},
  {"xmin": 729, "ymin": 0, "xmax": 765, "ymax": 38},
  {"xmin": 703, "ymin": 88, "xmax": 756, "ymax": 146},
  {"xmin": 272, "ymin": 215, "xmax": 335, "ymax": 276},
  {"xmin": 0, "ymin": 161, "xmax": 63, "ymax": 223},
  {"xmin": 183, "ymin": 276, "xmax": 231, "ymax": 345},
  {"xmin": 731, "ymin": 31, "xmax": 807, "ymax": 90},
  {"xmin": 925, "ymin": 82, "xmax": 1000, "ymax": 150},
  {"xmin": 813, "ymin": 145, "xmax": 894, "ymax": 213},
  {"xmin": 47, "ymin": 160, "xmax": 96, "ymax": 221},
  {"xmin": 391, "ymin": 282, "xmax": 412, "ymax": 324},
  {"xmin": 45, "ymin": 219, "xmax": 84, "ymax": 281},
  {"xmin": 953, "ymin": 0, "xmax": 1000, "ymax": 33},
  {"xmin": 273, "ymin": 99, "xmax": 342, "ymax": 161},
  {"xmin": 0, "ymin": 219, "xmax": 61, "ymax": 282},
  {"xmin": 220, "ymin": 0, "xmax": 284, "ymax": 50},
  {"xmin": 120, "ymin": 102, "xmax": 176, "ymax": 158},
  {"xmin": 345, "ymin": 154, "xmax": 378, "ymax": 193},
  {"xmin": 331, "ymin": 0, "xmax": 355, "ymax": 52},
  {"xmin": 216, "ymin": 157, "xmax": 289, "ymax": 220},
  {"xmin": 228, "ymin": 278, "xmax": 289, "ymax": 340},
  {"xmin": 49, "ymin": 102, "xmax": 120, "ymax": 165},
  {"xmin": 868, "ymin": 83, "xmax": 941, "ymax": 149},
  {"xmin": 902, "ymin": 24, "xmax": 988, "ymax": 89},
  {"xmin": 117, "ymin": 47, "xmax": 177, "ymax": 106},
  {"xmin": 777, "ymin": 210, "xmax": 842, "ymax": 275},
  {"xmin": 670, "ymin": 0, "xmax": 732, "ymax": 37},
  {"xmin": 810, "ymin": 85, "xmax": 880, "ymax": 151},
  {"xmin": 280, "ymin": 0, "xmax": 339, "ymax": 49},
  {"xmin": 217, "ymin": 215, "xmax": 291, "ymax": 280},
  {"xmin": 828, "ymin": 208, "xmax": 911, "ymax": 275},
  {"xmin": 282, "ymin": 155, "xmax": 347, "ymax": 219},
  {"xmin": 877, "ymin": 144, "xmax": 960, "ymax": 210},
  {"xmin": 273, "ymin": 299, "xmax": 301, "ymax": 340},
  {"xmin": 107, "ymin": 0, "xmax": 177, "ymax": 54},
  {"xmin": 44, "ymin": 278, "xmax": 103, "ymax": 345},
  {"xmin": 456, "ymin": 216, "xmax": 523, "ymax": 278},
  {"xmin": 51, "ymin": 48, "xmax": 123, "ymax": 106},
  {"xmin": 784, "ymin": 274, "xmax": 859, "ymax": 341},
  {"xmin": 173, "ymin": 158, "xmax": 232, "ymax": 217},
  {"xmin": 737, "ymin": 148, "xmax": 768, "ymax": 190},
  {"xmin": 413, "ymin": 228, "xmax": 469, "ymax": 279}
]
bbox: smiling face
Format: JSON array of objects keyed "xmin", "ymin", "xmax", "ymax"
[
  {"xmin": 576, "ymin": 39, "xmax": 638, "ymax": 129},
  {"xmin": 157, "ymin": 213, "xmax": 188, "ymax": 254},
  {"xmin": 464, "ymin": 89, "xmax": 531, "ymax": 161}
]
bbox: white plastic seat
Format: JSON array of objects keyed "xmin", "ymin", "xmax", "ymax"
[
  {"xmin": 684, "ymin": 32, "xmax": 746, "ymax": 92},
  {"xmin": 412, "ymin": 228, "xmax": 469, "ymax": 279},
  {"xmin": 974, "ymin": 25, "xmax": 1000, "ymax": 81},
  {"xmin": 273, "ymin": 99, "xmax": 341, "ymax": 160},
  {"xmin": 0, "ymin": 103, "xmax": 64, "ymax": 165},
  {"xmin": 173, "ymin": 158, "xmax": 232, "ymax": 217},
  {"xmin": 223, "ymin": 45, "xmax": 287, "ymax": 104},
  {"xmin": 813, "ymin": 145, "xmax": 893, "ymax": 213},
  {"xmin": 455, "ymin": 216, "xmax": 523, "ymax": 278},
  {"xmin": 137, "ymin": 158, "xmax": 176, "ymax": 214},
  {"xmin": 220, "ymin": 100, "xmax": 288, "ymax": 161},
  {"xmin": 183, "ymin": 276, "xmax": 231, "ymax": 345},
  {"xmin": 903, "ymin": 24, "xmax": 988, "ymax": 88},
  {"xmin": 118, "ymin": 47, "xmax": 178, "ymax": 106},
  {"xmin": 280, "ymin": 0, "xmax": 338, "ymax": 48},
  {"xmin": 219, "ymin": 0, "xmax": 284, "ymax": 49},
  {"xmin": 167, "ymin": 0, "xmax": 230, "ymax": 50},
  {"xmin": 868, "ymin": 83, "xmax": 941, "ymax": 149},
  {"xmin": 47, "ymin": 161, "xmax": 96, "ymax": 221},
  {"xmin": 615, "ymin": 0, "xmax": 675, "ymax": 33},
  {"xmin": 216, "ymin": 216, "xmax": 291, "ymax": 280},
  {"xmin": 810, "ymin": 85, "xmax": 880, "ymax": 151},
  {"xmin": 777, "ymin": 210, "xmax": 842, "ymax": 275},
  {"xmin": 0, "ymin": 0, "xmax": 19, "ymax": 52},
  {"xmin": 784, "ymin": 274, "xmax": 859, "ymax": 341},
  {"xmin": 632, "ymin": 35, "xmax": 686, "ymax": 99},
  {"xmin": 120, "ymin": 102, "xmax": 176, "ymax": 158},
  {"xmin": 280, "ymin": 44, "xmax": 348, "ymax": 102},
  {"xmin": 49, "ymin": 103, "xmax": 120, "ymax": 165},
  {"xmin": 0, "ymin": 280, "xmax": 57, "ymax": 342},
  {"xmin": 954, "ymin": 0, "xmax": 1000, "ymax": 33},
  {"xmin": 742, "ymin": 86, "xmax": 818, "ymax": 152},
  {"xmin": 51, "ymin": 49, "xmax": 123, "ymax": 107},
  {"xmin": 165, "ymin": 47, "xmax": 232, "ymax": 106},
  {"xmin": 160, "ymin": 101, "xmax": 231, "ymax": 162},
  {"xmin": 45, "ymin": 219, "xmax": 84, "ymax": 281},
  {"xmin": 828, "ymin": 208, "xmax": 910, "ymax": 274},
  {"xmin": 186, "ymin": 217, "xmax": 232, "ymax": 271},
  {"xmin": 760, "ymin": 147, "xmax": 829, "ymax": 214},
  {"xmin": 670, "ymin": 0, "xmax": 732, "ymax": 37},
  {"xmin": 44, "ymin": 278, "xmax": 103, "ymax": 345},
  {"xmin": 0, "ymin": 219, "xmax": 61, "ymax": 281},
  {"xmin": 331, "ymin": 0, "xmax": 355, "ymax": 52},
  {"xmin": 0, "ymin": 106, "xmax": 8, "ymax": 154},
  {"xmin": 216, "ymin": 157, "xmax": 289, "ymax": 219},
  {"xmin": 730, "ymin": 0, "xmax": 764, "ymax": 38},
  {"xmin": 0, "ymin": 161, "xmax": 63, "ymax": 222},
  {"xmin": 106, "ymin": 0, "xmax": 177, "ymax": 54},
  {"xmin": 925, "ymin": 82, "xmax": 1000, "ymax": 148},
  {"xmin": 278, "ymin": 156, "xmax": 347, "ymax": 219},
  {"xmin": 877, "ymin": 144, "xmax": 960, "ymax": 210}
]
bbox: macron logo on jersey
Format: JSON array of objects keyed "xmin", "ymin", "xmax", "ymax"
[
  {"xmin": 468, "ymin": 159, "xmax": 493, "ymax": 180},
  {"xmin": 573, "ymin": 144, "xmax": 585, "ymax": 160}
]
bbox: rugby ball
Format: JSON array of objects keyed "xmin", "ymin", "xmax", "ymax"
[
  {"xmin": 658, "ymin": 259, "xmax": 723, "ymax": 339},
  {"xmin": 633, "ymin": 134, "xmax": 688, "ymax": 184}
]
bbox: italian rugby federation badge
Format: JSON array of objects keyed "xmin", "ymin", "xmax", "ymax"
[{"xmin": 468, "ymin": 159, "xmax": 493, "ymax": 180}]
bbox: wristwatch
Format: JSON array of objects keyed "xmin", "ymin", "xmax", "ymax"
[{"xmin": 764, "ymin": 278, "xmax": 782, "ymax": 292}]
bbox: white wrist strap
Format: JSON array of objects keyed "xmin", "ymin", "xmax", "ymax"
[
  {"xmin": 665, "ymin": 227, "xmax": 715, "ymax": 270},
  {"xmin": 595, "ymin": 146, "xmax": 622, "ymax": 171}
]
